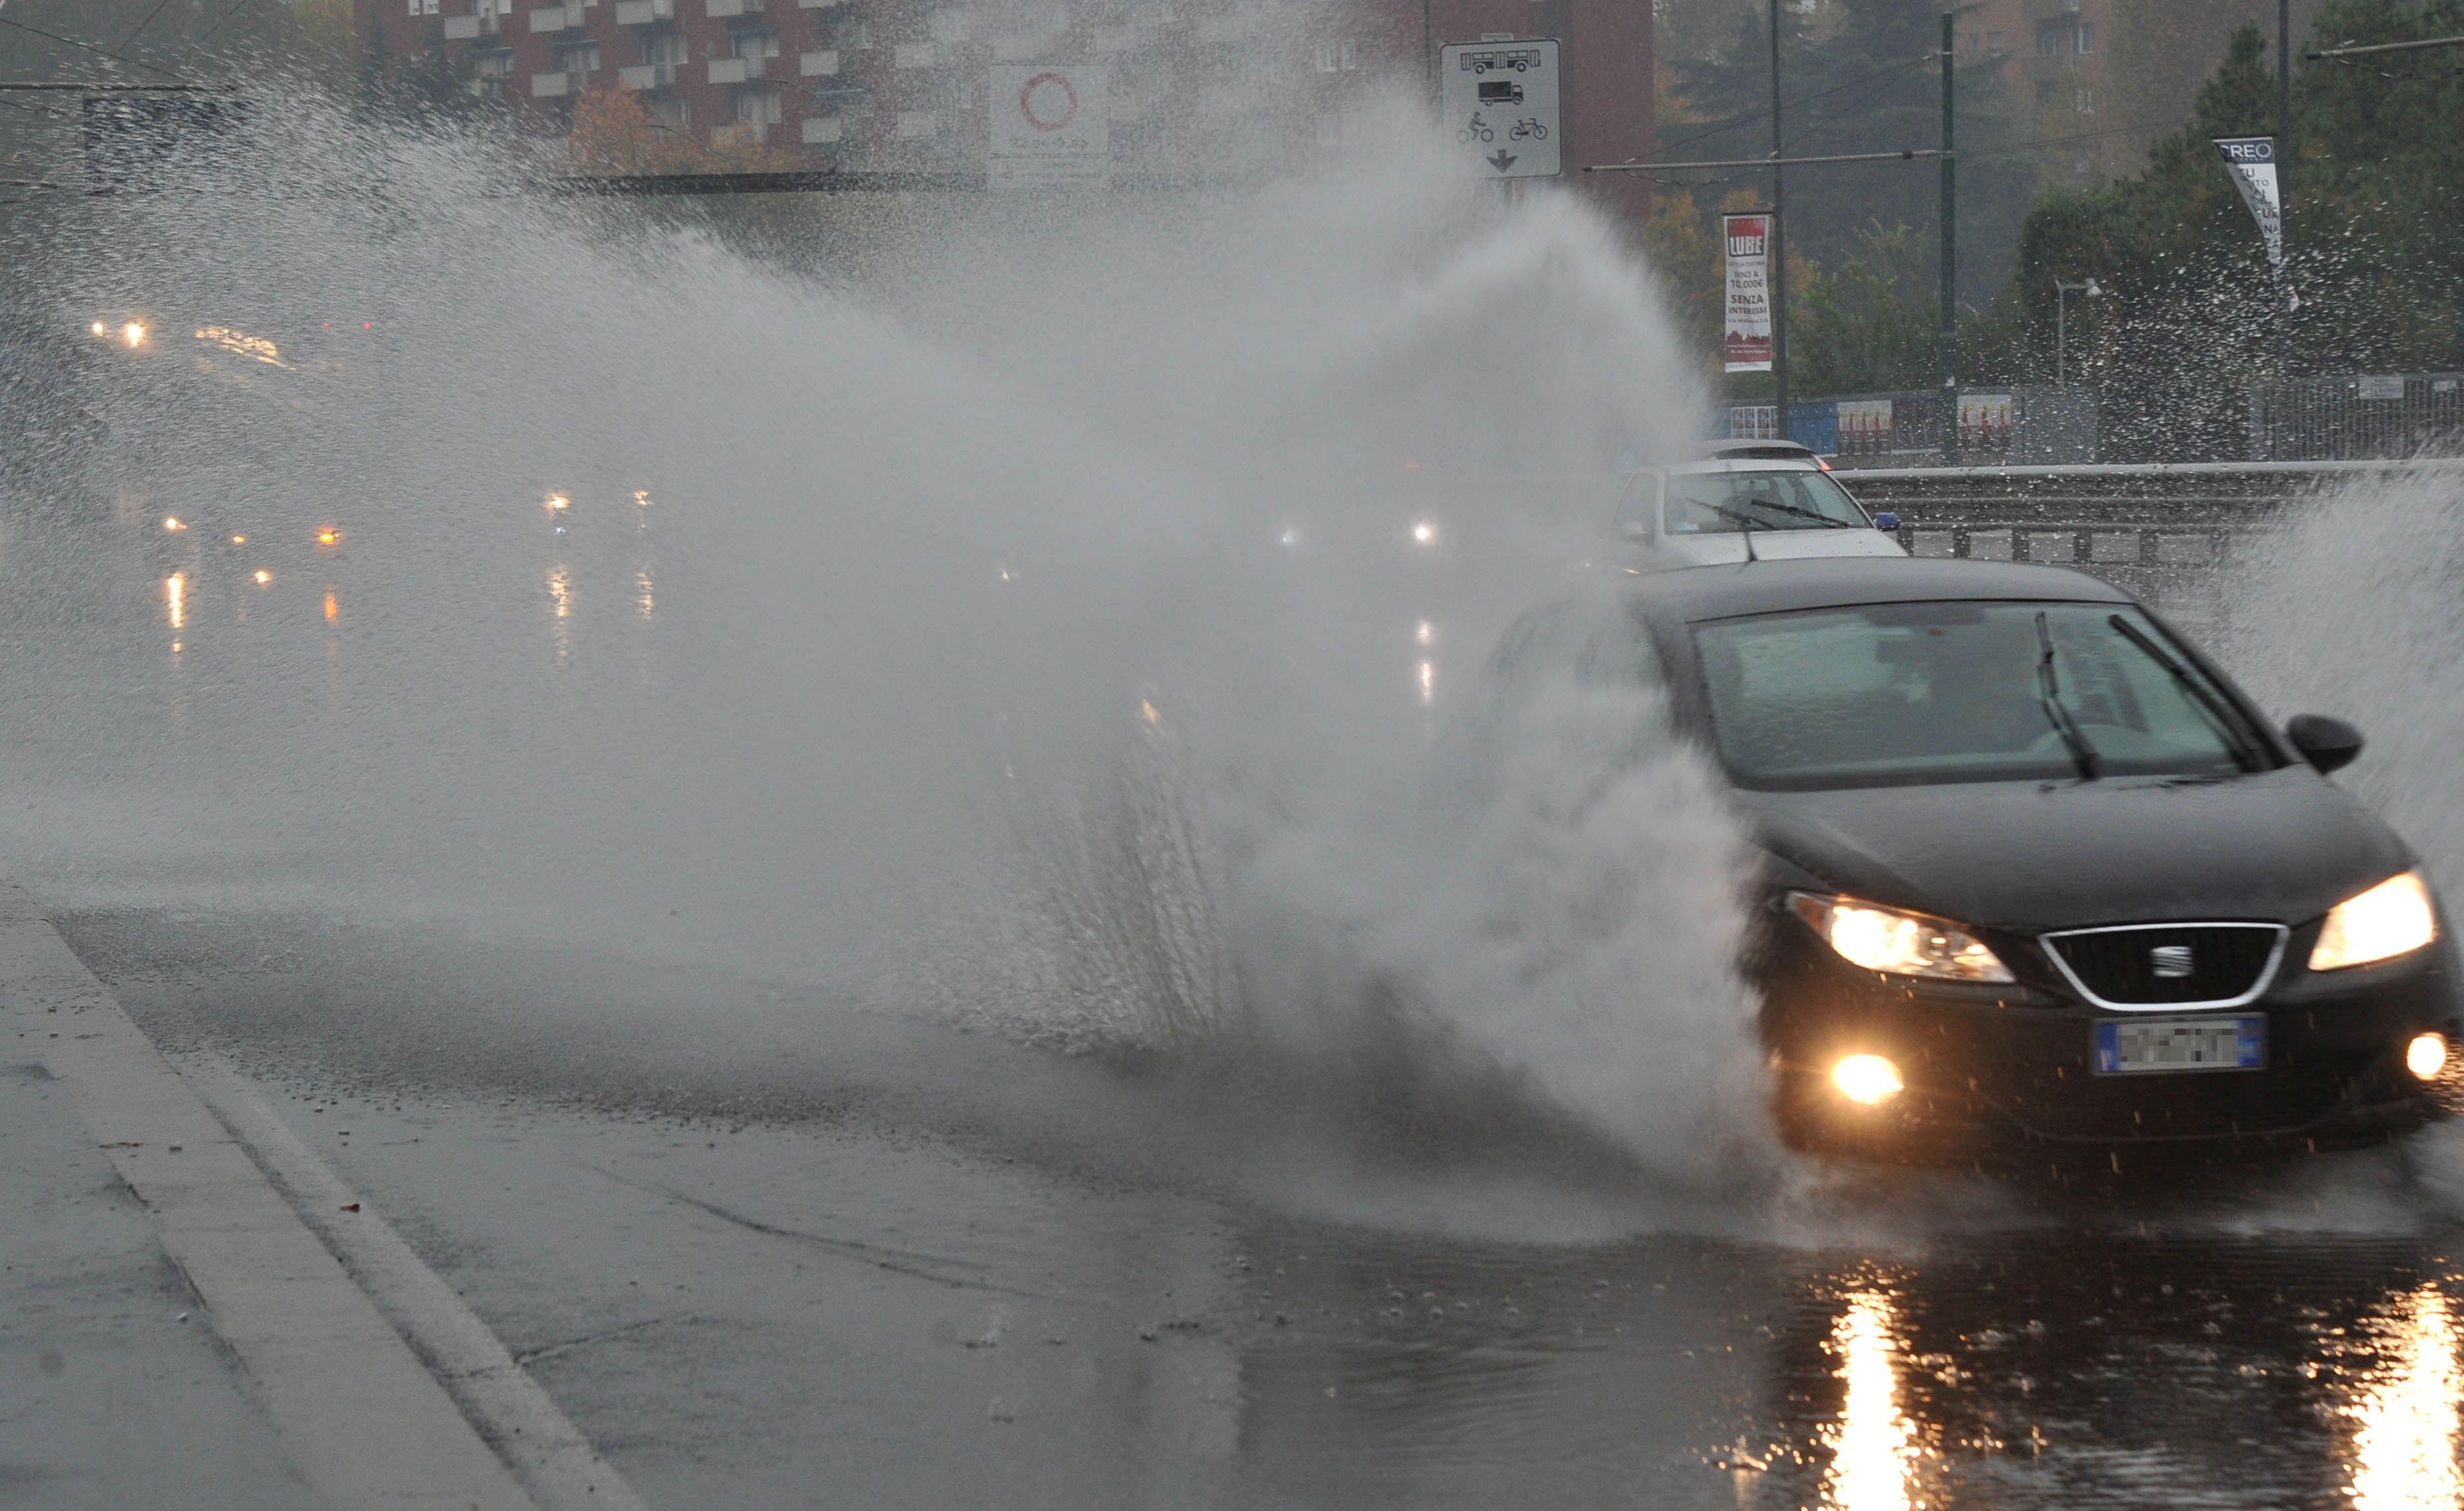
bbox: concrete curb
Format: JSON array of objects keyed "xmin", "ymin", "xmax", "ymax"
[
  {"xmin": 180, "ymin": 1053, "xmax": 652, "ymax": 1511},
  {"xmin": 0, "ymin": 883, "xmax": 543, "ymax": 1511}
]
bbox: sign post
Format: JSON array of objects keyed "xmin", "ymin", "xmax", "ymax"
[
  {"xmin": 988, "ymin": 65, "xmax": 1109, "ymax": 190},
  {"xmin": 2214, "ymin": 134, "xmax": 2291, "ymax": 374},
  {"xmin": 1723, "ymin": 211, "xmax": 1774, "ymax": 375},
  {"xmin": 1437, "ymin": 40, "xmax": 1561, "ymax": 180}
]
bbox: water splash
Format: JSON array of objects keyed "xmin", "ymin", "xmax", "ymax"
[{"xmin": 0, "ymin": 85, "xmax": 1760, "ymax": 1181}]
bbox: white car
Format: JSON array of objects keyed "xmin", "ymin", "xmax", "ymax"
[{"xmin": 1609, "ymin": 440, "xmax": 1908, "ymax": 571}]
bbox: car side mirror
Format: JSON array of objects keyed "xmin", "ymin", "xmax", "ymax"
[
  {"xmin": 2286, "ymin": 713, "xmax": 2364, "ymax": 774},
  {"xmin": 1873, "ymin": 511, "xmax": 1901, "ymax": 531}
]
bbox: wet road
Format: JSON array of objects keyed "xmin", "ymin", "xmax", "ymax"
[{"xmin": 65, "ymin": 909, "xmax": 2464, "ymax": 1511}]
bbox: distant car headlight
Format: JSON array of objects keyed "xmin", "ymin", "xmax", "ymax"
[
  {"xmin": 2309, "ymin": 870, "xmax": 2438, "ymax": 971},
  {"xmin": 1789, "ymin": 893, "xmax": 2014, "ymax": 983}
]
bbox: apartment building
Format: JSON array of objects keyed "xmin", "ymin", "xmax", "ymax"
[
  {"xmin": 1955, "ymin": 0, "xmax": 2109, "ymax": 116},
  {"xmin": 355, "ymin": 0, "xmax": 1650, "ymax": 221}
]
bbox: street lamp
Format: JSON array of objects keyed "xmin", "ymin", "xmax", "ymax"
[{"xmin": 2054, "ymin": 277, "xmax": 2101, "ymax": 387}]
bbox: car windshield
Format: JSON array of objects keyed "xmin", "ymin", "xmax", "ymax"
[
  {"xmin": 1665, "ymin": 468, "xmax": 1869, "ymax": 534},
  {"xmin": 1693, "ymin": 600, "xmax": 2270, "ymax": 789}
]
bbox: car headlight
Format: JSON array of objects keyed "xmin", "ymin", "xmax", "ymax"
[
  {"xmin": 1789, "ymin": 893, "xmax": 2013, "ymax": 983},
  {"xmin": 2310, "ymin": 870, "xmax": 2438, "ymax": 971}
]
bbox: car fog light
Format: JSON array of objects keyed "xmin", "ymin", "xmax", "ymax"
[
  {"xmin": 1832, "ymin": 1054, "xmax": 1905, "ymax": 1106},
  {"xmin": 2408, "ymin": 1033, "xmax": 2448, "ymax": 1081}
]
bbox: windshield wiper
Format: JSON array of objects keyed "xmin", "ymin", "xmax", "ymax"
[
  {"xmin": 2106, "ymin": 613, "xmax": 2264, "ymax": 772},
  {"xmin": 2035, "ymin": 610, "xmax": 2102, "ymax": 781},
  {"xmin": 1719, "ymin": 494, "xmax": 1854, "ymax": 529},
  {"xmin": 1750, "ymin": 494, "xmax": 1856, "ymax": 528},
  {"xmin": 1707, "ymin": 502, "xmax": 1765, "ymax": 561}
]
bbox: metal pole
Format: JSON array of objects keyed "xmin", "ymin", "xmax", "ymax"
[
  {"xmin": 2276, "ymin": 0, "xmax": 2294, "ymax": 384},
  {"xmin": 2278, "ymin": 0, "xmax": 2291, "ymax": 153},
  {"xmin": 2057, "ymin": 283, "xmax": 2067, "ymax": 387},
  {"xmin": 1939, "ymin": 10, "xmax": 1957, "ymax": 462},
  {"xmin": 1769, "ymin": 0, "xmax": 1788, "ymax": 437},
  {"xmin": 1423, "ymin": 0, "xmax": 1435, "ymax": 101}
]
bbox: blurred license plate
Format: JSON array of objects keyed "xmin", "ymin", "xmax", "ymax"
[{"xmin": 2093, "ymin": 1016, "xmax": 2265, "ymax": 1075}]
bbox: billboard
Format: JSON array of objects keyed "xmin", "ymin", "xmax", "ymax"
[{"xmin": 1723, "ymin": 212, "xmax": 1773, "ymax": 374}]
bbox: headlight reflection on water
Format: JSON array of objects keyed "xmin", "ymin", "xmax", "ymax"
[
  {"xmin": 2345, "ymin": 1285, "xmax": 2464, "ymax": 1511},
  {"xmin": 1822, "ymin": 1283, "xmax": 1920, "ymax": 1511}
]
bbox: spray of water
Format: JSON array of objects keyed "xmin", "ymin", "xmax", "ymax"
[{"xmin": 1, "ymin": 86, "xmax": 1771, "ymax": 1195}]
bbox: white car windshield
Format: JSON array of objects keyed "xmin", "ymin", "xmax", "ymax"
[
  {"xmin": 1694, "ymin": 600, "xmax": 2271, "ymax": 789},
  {"xmin": 1665, "ymin": 469, "xmax": 1870, "ymax": 534}
]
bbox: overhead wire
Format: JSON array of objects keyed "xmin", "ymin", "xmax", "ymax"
[{"xmin": 0, "ymin": 13, "xmax": 190, "ymax": 82}]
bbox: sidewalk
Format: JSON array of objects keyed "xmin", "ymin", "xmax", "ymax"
[
  {"xmin": 0, "ymin": 883, "xmax": 546, "ymax": 1511},
  {"xmin": 0, "ymin": 1057, "xmax": 321, "ymax": 1509}
]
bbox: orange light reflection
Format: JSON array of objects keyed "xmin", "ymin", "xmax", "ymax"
[
  {"xmin": 1821, "ymin": 1284, "xmax": 1917, "ymax": 1511},
  {"xmin": 2347, "ymin": 1285, "xmax": 2464, "ymax": 1511}
]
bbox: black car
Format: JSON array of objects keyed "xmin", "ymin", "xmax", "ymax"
[{"xmin": 1564, "ymin": 557, "xmax": 2459, "ymax": 1159}]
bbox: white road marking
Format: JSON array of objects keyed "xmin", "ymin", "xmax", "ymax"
[{"xmin": 178, "ymin": 1052, "xmax": 652, "ymax": 1511}]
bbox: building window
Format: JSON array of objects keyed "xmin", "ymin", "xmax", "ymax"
[
  {"xmin": 735, "ymin": 86, "xmax": 782, "ymax": 123},
  {"xmin": 2035, "ymin": 18, "xmax": 2068, "ymax": 55},
  {"xmin": 552, "ymin": 38, "xmax": 601, "ymax": 72},
  {"xmin": 407, "ymin": 0, "xmax": 439, "ymax": 14},
  {"xmin": 2075, "ymin": 22, "xmax": 2094, "ymax": 53},
  {"xmin": 652, "ymin": 96, "xmax": 689, "ymax": 128},
  {"xmin": 2035, "ymin": 77, "xmax": 2058, "ymax": 102},
  {"xmin": 473, "ymin": 47, "xmax": 515, "ymax": 77},
  {"xmin": 732, "ymin": 27, "xmax": 781, "ymax": 59},
  {"xmin": 1986, "ymin": 32, "xmax": 2004, "ymax": 56},
  {"xmin": 1340, "ymin": 39, "xmax": 1358, "ymax": 70},
  {"xmin": 643, "ymin": 30, "xmax": 687, "ymax": 65},
  {"xmin": 1313, "ymin": 43, "xmax": 1337, "ymax": 72}
]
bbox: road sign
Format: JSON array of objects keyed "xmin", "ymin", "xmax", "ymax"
[
  {"xmin": 988, "ymin": 65, "xmax": 1108, "ymax": 190},
  {"xmin": 1439, "ymin": 38, "xmax": 1559, "ymax": 179}
]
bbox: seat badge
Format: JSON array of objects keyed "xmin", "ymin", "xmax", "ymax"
[{"xmin": 2150, "ymin": 944, "xmax": 2196, "ymax": 979}]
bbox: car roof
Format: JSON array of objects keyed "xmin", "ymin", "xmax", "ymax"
[
  {"xmin": 1700, "ymin": 439, "xmax": 1816, "ymax": 461},
  {"xmin": 1629, "ymin": 557, "xmax": 2133, "ymax": 623}
]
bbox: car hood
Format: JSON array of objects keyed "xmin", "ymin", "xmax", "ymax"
[
  {"xmin": 1652, "ymin": 530, "xmax": 1906, "ymax": 569},
  {"xmin": 1733, "ymin": 766, "xmax": 2415, "ymax": 930}
]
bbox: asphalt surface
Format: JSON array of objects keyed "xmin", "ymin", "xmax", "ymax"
[{"xmin": 55, "ymin": 907, "xmax": 2464, "ymax": 1511}]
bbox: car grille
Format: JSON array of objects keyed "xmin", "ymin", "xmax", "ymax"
[{"xmin": 2041, "ymin": 923, "xmax": 2287, "ymax": 1008}]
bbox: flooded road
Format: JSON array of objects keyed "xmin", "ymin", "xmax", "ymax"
[{"xmin": 65, "ymin": 908, "xmax": 2464, "ymax": 1511}]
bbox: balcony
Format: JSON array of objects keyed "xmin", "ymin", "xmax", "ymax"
[
  {"xmin": 799, "ymin": 0, "xmax": 842, "ymax": 8},
  {"xmin": 710, "ymin": 121, "xmax": 770, "ymax": 146},
  {"xmin": 530, "ymin": 71, "xmax": 572, "ymax": 96},
  {"xmin": 444, "ymin": 14, "xmax": 482, "ymax": 39},
  {"xmin": 614, "ymin": 0, "xmax": 673, "ymax": 22},
  {"xmin": 798, "ymin": 48, "xmax": 840, "ymax": 75},
  {"xmin": 892, "ymin": 41, "xmax": 936, "ymax": 68},
  {"xmin": 527, "ymin": 3, "xmax": 580, "ymax": 33},
  {"xmin": 800, "ymin": 115, "xmax": 842, "ymax": 144},
  {"xmin": 894, "ymin": 110, "xmax": 938, "ymax": 138},
  {"xmin": 707, "ymin": 55, "xmax": 768, "ymax": 82},
  {"xmin": 618, "ymin": 61, "xmax": 681, "ymax": 88},
  {"xmin": 706, "ymin": 0, "xmax": 751, "ymax": 15}
]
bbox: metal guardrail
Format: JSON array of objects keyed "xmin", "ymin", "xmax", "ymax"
[{"xmin": 1835, "ymin": 459, "xmax": 2464, "ymax": 621}]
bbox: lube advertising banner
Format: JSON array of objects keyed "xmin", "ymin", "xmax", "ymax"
[
  {"xmin": 2213, "ymin": 136, "xmax": 2285, "ymax": 270},
  {"xmin": 1723, "ymin": 212, "xmax": 1773, "ymax": 374}
]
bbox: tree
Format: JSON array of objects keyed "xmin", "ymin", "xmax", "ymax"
[
  {"xmin": 1670, "ymin": 0, "xmax": 2036, "ymax": 295},
  {"xmin": 1791, "ymin": 221, "xmax": 1938, "ymax": 393},
  {"xmin": 1998, "ymin": 3, "xmax": 2464, "ymax": 456},
  {"xmin": 568, "ymin": 86, "xmax": 799, "ymax": 175}
]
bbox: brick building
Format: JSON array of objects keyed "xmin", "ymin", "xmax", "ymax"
[
  {"xmin": 357, "ymin": 0, "xmax": 1650, "ymax": 225},
  {"xmin": 1954, "ymin": 0, "xmax": 2109, "ymax": 117}
]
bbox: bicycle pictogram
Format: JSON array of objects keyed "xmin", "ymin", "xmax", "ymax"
[{"xmin": 1509, "ymin": 117, "xmax": 1549, "ymax": 141}]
